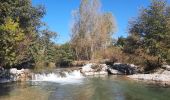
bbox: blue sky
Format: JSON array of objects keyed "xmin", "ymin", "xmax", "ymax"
[{"xmin": 32, "ymin": 0, "xmax": 169, "ymax": 44}]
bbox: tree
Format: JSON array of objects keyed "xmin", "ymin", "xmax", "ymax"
[
  {"xmin": 0, "ymin": 0, "xmax": 45, "ymax": 31},
  {"xmin": 0, "ymin": 0, "xmax": 46, "ymax": 68},
  {"xmin": 0, "ymin": 18, "xmax": 25, "ymax": 67},
  {"xmin": 71, "ymin": 0, "xmax": 116, "ymax": 60},
  {"xmin": 126, "ymin": 0, "xmax": 170, "ymax": 66},
  {"xmin": 115, "ymin": 36, "xmax": 126, "ymax": 48},
  {"xmin": 29, "ymin": 29, "xmax": 57, "ymax": 68},
  {"xmin": 55, "ymin": 43, "xmax": 75, "ymax": 66}
]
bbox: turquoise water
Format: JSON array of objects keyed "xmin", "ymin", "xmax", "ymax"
[{"xmin": 0, "ymin": 76, "xmax": 170, "ymax": 100}]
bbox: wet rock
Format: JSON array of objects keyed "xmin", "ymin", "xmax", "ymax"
[{"xmin": 109, "ymin": 63, "xmax": 139, "ymax": 75}]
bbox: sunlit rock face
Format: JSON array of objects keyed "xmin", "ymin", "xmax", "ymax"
[
  {"xmin": 0, "ymin": 68, "xmax": 32, "ymax": 83},
  {"xmin": 81, "ymin": 63, "xmax": 140, "ymax": 75},
  {"xmin": 128, "ymin": 74, "xmax": 170, "ymax": 82},
  {"xmin": 162, "ymin": 65, "xmax": 170, "ymax": 71},
  {"xmin": 81, "ymin": 63, "xmax": 108, "ymax": 76},
  {"xmin": 10, "ymin": 68, "xmax": 32, "ymax": 81},
  {"xmin": 128, "ymin": 65, "xmax": 170, "ymax": 83}
]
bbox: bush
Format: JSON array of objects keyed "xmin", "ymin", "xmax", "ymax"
[
  {"xmin": 93, "ymin": 46, "xmax": 129, "ymax": 63},
  {"xmin": 55, "ymin": 43, "xmax": 74, "ymax": 67}
]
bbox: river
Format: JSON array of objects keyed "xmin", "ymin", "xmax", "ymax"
[{"xmin": 0, "ymin": 70, "xmax": 170, "ymax": 100}]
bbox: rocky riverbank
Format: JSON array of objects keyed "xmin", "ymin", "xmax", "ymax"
[
  {"xmin": 0, "ymin": 68, "xmax": 32, "ymax": 83},
  {"xmin": 1, "ymin": 63, "xmax": 170, "ymax": 85},
  {"xmin": 80, "ymin": 63, "xmax": 140, "ymax": 75},
  {"xmin": 127, "ymin": 65, "xmax": 170, "ymax": 84},
  {"xmin": 80, "ymin": 63, "xmax": 170, "ymax": 84}
]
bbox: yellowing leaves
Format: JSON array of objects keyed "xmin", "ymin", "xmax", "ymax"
[
  {"xmin": 0, "ymin": 17, "xmax": 25, "ymax": 67},
  {"xmin": 0, "ymin": 17, "xmax": 25, "ymax": 42}
]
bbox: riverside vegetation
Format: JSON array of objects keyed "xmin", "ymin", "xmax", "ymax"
[{"xmin": 0, "ymin": 0, "xmax": 170, "ymax": 83}]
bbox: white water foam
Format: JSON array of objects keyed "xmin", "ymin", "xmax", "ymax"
[{"xmin": 31, "ymin": 70, "xmax": 85, "ymax": 84}]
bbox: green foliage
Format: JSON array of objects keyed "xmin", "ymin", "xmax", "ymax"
[
  {"xmin": 0, "ymin": 17, "xmax": 25, "ymax": 67},
  {"xmin": 115, "ymin": 36, "xmax": 126, "ymax": 49},
  {"xmin": 0, "ymin": 0, "xmax": 52, "ymax": 67},
  {"xmin": 0, "ymin": 0, "xmax": 45, "ymax": 30},
  {"xmin": 29, "ymin": 29, "xmax": 57, "ymax": 68},
  {"xmin": 121, "ymin": 0, "xmax": 170, "ymax": 70},
  {"xmin": 55, "ymin": 43, "xmax": 74, "ymax": 66}
]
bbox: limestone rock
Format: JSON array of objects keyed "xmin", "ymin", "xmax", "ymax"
[
  {"xmin": 162, "ymin": 65, "xmax": 170, "ymax": 71},
  {"xmin": 81, "ymin": 63, "xmax": 108, "ymax": 76},
  {"xmin": 9, "ymin": 68, "xmax": 32, "ymax": 81},
  {"xmin": 128, "ymin": 74, "xmax": 170, "ymax": 82}
]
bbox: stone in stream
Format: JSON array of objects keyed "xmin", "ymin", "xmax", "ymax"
[
  {"xmin": 81, "ymin": 63, "xmax": 108, "ymax": 76},
  {"xmin": 107, "ymin": 67, "xmax": 123, "ymax": 75},
  {"xmin": 81, "ymin": 63, "xmax": 140, "ymax": 75},
  {"xmin": 108, "ymin": 63, "xmax": 139, "ymax": 75},
  {"xmin": 81, "ymin": 63, "xmax": 123, "ymax": 75},
  {"xmin": 9, "ymin": 68, "xmax": 32, "ymax": 81},
  {"xmin": 127, "ymin": 65, "xmax": 170, "ymax": 84}
]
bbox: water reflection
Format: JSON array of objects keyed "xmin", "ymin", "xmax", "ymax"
[
  {"xmin": 0, "ymin": 76, "xmax": 170, "ymax": 100},
  {"xmin": 0, "ymin": 82, "xmax": 49, "ymax": 100},
  {"xmin": 0, "ymin": 83, "xmax": 14, "ymax": 96}
]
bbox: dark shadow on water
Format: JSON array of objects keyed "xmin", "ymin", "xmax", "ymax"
[
  {"xmin": 0, "ymin": 83, "xmax": 15, "ymax": 96},
  {"xmin": 0, "ymin": 82, "xmax": 31, "ymax": 97}
]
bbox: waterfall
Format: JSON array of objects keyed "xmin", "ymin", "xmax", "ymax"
[{"xmin": 31, "ymin": 70, "xmax": 84, "ymax": 84}]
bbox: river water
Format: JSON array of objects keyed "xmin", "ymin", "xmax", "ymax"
[{"xmin": 0, "ymin": 70, "xmax": 170, "ymax": 100}]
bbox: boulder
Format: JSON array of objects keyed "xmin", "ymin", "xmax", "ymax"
[
  {"xmin": 81, "ymin": 63, "xmax": 138, "ymax": 75},
  {"xmin": 81, "ymin": 63, "xmax": 108, "ymax": 76},
  {"xmin": 10, "ymin": 68, "xmax": 18, "ymax": 74},
  {"xmin": 9, "ymin": 68, "xmax": 32, "ymax": 81},
  {"xmin": 109, "ymin": 63, "xmax": 139, "ymax": 75},
  {"xmin": 81, "ymin": 63, "xmax": 124, "ymax": 75},
  {"xmin": 107, "ymin": 67, "xmax": 123, "ymax": 75}
]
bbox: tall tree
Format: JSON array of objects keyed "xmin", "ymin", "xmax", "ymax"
[
  {"xmin": 127, "ymin": 0, "xmax": 170, "ymax": 64},
  {"xmin": 0, "ymin": 0, "xmax": 46, "ymax": 68},
  {"xmin": 71, "ymin": 0, "xmax": 116, "ymax": 60},
  {"xmin": 30, "ymin": 29, "xmax": 57, "ymax": 67}
]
